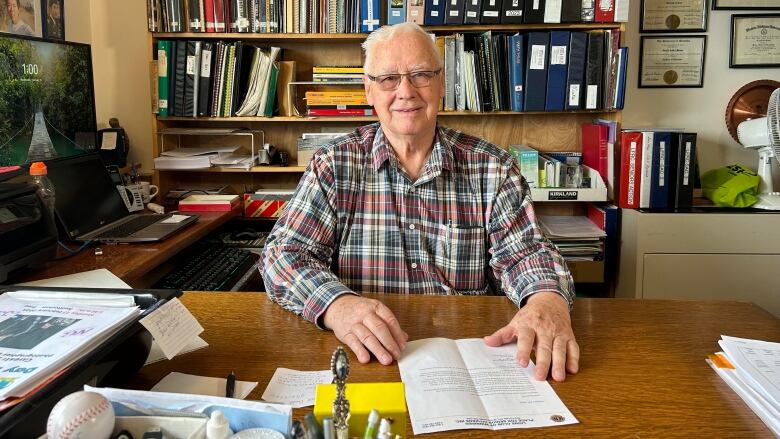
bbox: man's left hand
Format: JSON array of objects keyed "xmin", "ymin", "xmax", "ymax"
[{"xmin": 483, "ymin": 292, "xmax": 579, "ymax": 382}]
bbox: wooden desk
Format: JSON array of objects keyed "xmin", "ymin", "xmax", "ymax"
[
  {"xmin": 18, "ymin": 211, "xmax": 236, "ymax": 287},
  {"xmin": 129, "ymin": 293, "xmax": 779, "ymax": 437}
]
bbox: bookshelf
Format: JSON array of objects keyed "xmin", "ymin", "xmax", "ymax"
[{"xmin": 147, "ymin": 23, "xmax": 624, "ymax": 284}]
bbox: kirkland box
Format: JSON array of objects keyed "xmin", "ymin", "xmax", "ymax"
[{"xmin": 243, "ymin": 190, "xmax": 295, "ymax": 218}]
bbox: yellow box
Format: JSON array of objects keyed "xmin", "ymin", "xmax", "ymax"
[{"xmin": 314, "ymin": 382, "xmax": 406, "ymax": 438}]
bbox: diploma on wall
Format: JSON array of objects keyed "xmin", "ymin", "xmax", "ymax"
[
  {"xmin": 640, "ymin": 0, "xmax": 707, "ymax": 32},
  {"xmin": 639, "ymin": 36, "xmax": 706, "ymax": 88},
  {"xmin": 398, "ymin": 338, "xmax": 578, "ymax": 435}
]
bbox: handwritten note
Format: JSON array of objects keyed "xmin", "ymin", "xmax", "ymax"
[
  {"xmin": 261, "ymin": 368, "xmax": 333, "ymax": 408},
  {"xmin": 140, "ymin": 298, "xmax": 204, "ymax": 359}
]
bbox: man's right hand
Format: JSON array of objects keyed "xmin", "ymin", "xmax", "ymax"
[{"xmin": 322, "ymin": 295, "xmax": 408, "ymax": 365}]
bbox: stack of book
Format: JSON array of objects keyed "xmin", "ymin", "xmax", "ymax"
[
  {"xmin": 707, "ymin": 336, "xmax": 780, "ymax": 436},
  {"xmin": 305, "ymin": 90, "xmax": 374, "ymax": 117},
  {"xmin": 312, "ymin": 66, "xmax": 364, "ymax": 83}
]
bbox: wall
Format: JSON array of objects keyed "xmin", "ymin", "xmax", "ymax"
[{"xmin": 624, "ymin": 3, "xmax": 780, "ymax": 185}]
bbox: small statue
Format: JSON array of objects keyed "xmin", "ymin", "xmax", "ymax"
[{"xmin": 331, "ymin": 346, "xmax": 350, "ymax": 439}]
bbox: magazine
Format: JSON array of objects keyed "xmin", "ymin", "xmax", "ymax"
[{"xmin": 0, "ymin": 295, "xmax": 140, "ymax": 400}]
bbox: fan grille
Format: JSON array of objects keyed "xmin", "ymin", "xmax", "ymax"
[{"xmin": 771, "ymin": 88, "xmax": 780, "ymax": 158}]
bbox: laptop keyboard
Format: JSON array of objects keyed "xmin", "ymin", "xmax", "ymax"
[{"xmin": 94, "ymin": 215, "xmax": 166, "ymax": 238}]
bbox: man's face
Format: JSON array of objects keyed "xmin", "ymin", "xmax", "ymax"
[
  {"xmin": 49, "ymin": 2, "xmax": 59, "ymax": 19},
  {"xmin": 8, "ymin": 0, "xmax": 19, "ymax": 23},
  {"xmin": 364, "ymin": 32, "xmax": 444, "ymax": 142}
]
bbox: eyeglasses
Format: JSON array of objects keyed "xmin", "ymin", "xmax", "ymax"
[{"xmin": 366, "ymin": 69, "xmax": 442, "ymax": 91}]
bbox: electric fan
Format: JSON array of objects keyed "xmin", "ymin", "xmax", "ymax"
[{"xmin": 736, "ymin": 87, "xmax": 780, "ymax": 210}]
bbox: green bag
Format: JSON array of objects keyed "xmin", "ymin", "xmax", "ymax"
[{"xmin": 701, "ymin": 164, "xmax": 760, "ymax": 208}]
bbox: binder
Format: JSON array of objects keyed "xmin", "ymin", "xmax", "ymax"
[
  {"xmin": 184, "ymin": 41, "xmax": 202, "ymax": 117},
  {"xmin": 560, "ymin": 0, "xmax": 580, "ymax": 22},
  {"xmin": 188, "ymin": 0, "xmax": 206, "ymax": 31},
  {"xmin": 232, "ymin": 42, "xmax": 256, "ymax": 116},
  {"xmin": 360, "ymin": 0, "xmax": 381, "ymax": 31},
  {"xmin": 444, "ymin": 0, "xmax": 465, "ymax": 24},
  {"xmin": 508, "ymin": 33, "xmax": 524, "ymax": 112},
  {"xmin": 581, "ymin": 123, "xmax": 609, "ymax": 185},
  {"xmin": 407, "ymin": 0, "xmax": 425, "ymax": 23},
  {"xmin": 595, "ymin": 0, "xmax": 614, "ymax": 22},
  {"xmin": 212, "ymin": 0, "xmax": 227, "ymax": 31},
  {"xmin": 638, "ymin": 131, "xmax": 654, "ymax": 209},
  {"xmin": 581, "ymin": 0, "xmax": 594, "ymax": 21},
  {"xmin": 584, "ymin": 30, "xmax": 604, "ymax": 110},
  {"xmin": 543, "ymin": 0, "xmax": 561, "ymax": 23},
  {"xmin": 424, "ymin": 0, "xmax": 446, "ymax": 24},
  {"xmin": 387, "ymin": 0, "xmax": 406, "ymax": 25},
  {"xmin": 444, "ymin": 35, "xmax": 456, "ymax": 111},
  {"xmin": 480, "ymin": 0, "xmax": 502, "ymax": 24},
  {"xmin": 500, "ymin": 0, "xmax": 523, "ymax": 23},
  {"xmin": 523, "ymin": 0, "xmax": 545, "ymax": 23},
  {"xmin": 649, "ymin": 131, "xmax": 672, "ymax": 210},
  {"xmin": 544, "ymin": 30, "xmax": 569, "ymax": 111},
  {"xmin": 157, "ymin": 40, "xmax": 172, "ymax": 117},
  {"xmin": 669, "ymin": 133, "xmax": 697, "ymax": 209},
  {"xmin": 205, "ymin": 0, "xmax": 217, "ymax": 31},
  {"xmin": 618, "ymin": 131, "xmax": 642, "ymax": 209},
  {"xmin": 229, "ymin": 0, "xmax": 250, "ymax": 31},
  {"xmin": 463, "ymin": 0, "xmax": 482, "ymax": 24},
  {"xmin": 492, "ymin": 34, "xmax": 509, "ymax": 110},
  {"xmin": 173, "ymin": 40, "xmax": 188, "ymax": 117},
  {"xmin": 523, "ymin": 31, "xmax": 549, "ymax": 112},
  {"xmin": 198, "ymin": 42, "xmax": 215, "ymax": 117},
  {"xmin": 615, "ymin": 47, "xmax": 628, "ymax": 110},
  {"xmin": 564, "ymin": 31, "xmax": 586, "ymax": 110}
]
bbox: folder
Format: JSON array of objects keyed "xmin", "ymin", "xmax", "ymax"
[
  {"xmin": 523, "ymin": 0, "xmax": 545, "ymax": 23},
  {"xmin": 444, "ymin": 0, "xmax": 465, "ymax": 24},
  {"xmin": 157, "ymin": 40, "xmax": 171, "ymax": 117},
  {"xmin": 480, "ymin": 0, "xmax": 502, "ymax": 24},
  {"xmin": 564, "ymin": 31, "xmax": 586, "ymax": 111},
  {"xmin": 584, "ymin": 30, "xmax": 604, "ymax": 110},
  {"xmin": 524, "ymin": 31, "xmax": 549, "ymax": 112},
  {"xmin": 544, "ymin": 30, "xmax": 569, "ymax": 111},
  {"xmin": 387, "ymin": 0, "xmax": 406, "ymax": 24},
  {"xmin": 500, "ymin": 0, "xmax": 523, "ymax": 23},
  {"xmin": 424, "ymin": 0, "xmax": 446, "ymax": 24},
  {"xmin": 508, "ymin": 33, "xmax": 524, "ymax": 112}
]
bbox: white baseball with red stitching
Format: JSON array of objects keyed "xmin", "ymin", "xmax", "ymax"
[{"xmin": 46, "ymin": 391, "xmax": 115, "ymax": 439}]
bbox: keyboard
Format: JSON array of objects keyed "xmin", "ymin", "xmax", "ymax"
[
  {"xmin": 155, "ymin": 245, "xmax": 260, "ymax": 291},
  {"xmin": 94, "ymin": 215, "xmax": 166, "ymax": 239}
]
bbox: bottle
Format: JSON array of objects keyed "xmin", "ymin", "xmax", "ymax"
[
  {"xmin": 206, "ymin": 410, "xmax": 233, "ymax": 439},
  {"xmin": 29, "ymin": 162, "xmax": 55, "ymax": 218}
]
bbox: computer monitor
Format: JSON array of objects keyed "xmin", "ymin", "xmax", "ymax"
[{"xmin": 0, "ymin": 33, "xmax": 97, "ymax": 167}]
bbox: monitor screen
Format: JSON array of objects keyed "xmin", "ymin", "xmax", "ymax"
[{"xmin": 0, "ymin": 34, "xmax": 97, "ymax": 167}]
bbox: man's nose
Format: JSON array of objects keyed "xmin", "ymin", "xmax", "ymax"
[{"xmin": 395, "ymin": 75, "xmax": 417, "ymax": 97}]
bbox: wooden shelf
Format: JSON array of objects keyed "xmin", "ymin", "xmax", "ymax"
[
  {"xmin": 159, "ymin": 166, "xmax": 307, "ymax": 173},
  {"xmin": 153, "ymin": 24, "xmax": 623, "ymax": 40}
]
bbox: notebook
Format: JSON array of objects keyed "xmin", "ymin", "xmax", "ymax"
[{"xmin": 46, "ymin": 153, "xmax": 198, "ymax": 243}]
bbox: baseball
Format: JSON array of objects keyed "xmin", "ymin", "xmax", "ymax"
[{"xmin": 47, "ymin": 391, "xmax": 115, "ymax": 439}]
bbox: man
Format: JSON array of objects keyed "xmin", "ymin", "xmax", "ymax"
[
  {"xmin": 46, "ymin": 0, "xmax": 61, "ymax": 39},
  {"xmin": 263, "ymin": 23, "xmax": 579, "ymax": 382},
  {"xmin": 6, "ymin": 0, "xmax": 33, "ymax": 36}
]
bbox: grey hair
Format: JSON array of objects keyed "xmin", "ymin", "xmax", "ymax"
[{"xmin": 361, "ymin": 22, "xmax": 442, "ymax": 73}]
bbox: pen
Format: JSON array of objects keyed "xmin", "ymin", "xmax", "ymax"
[
  {"xmin": 363, "ymin": 409, "xmax": 379, "ymax": 439},
  {"xmin": 225, "ymin": 371, "xmax": 235, "ymax": 398},
  {"xmin": 322, "ymin": 417, "xmax": 335, "ymax": 439}
]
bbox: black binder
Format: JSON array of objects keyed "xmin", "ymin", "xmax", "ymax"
[
  {"xmin": 184, "ymin": 41, "xmax": 201, "ymax": 117},
  {"xmin": 0, "ymin": 286, "xmax": 182, "ymax": 439},
  {"xmin": 500, "ymin": 0, "xmax": 523, "ymax": 23},
  {"xmin": 173, "ymin": 40, "xmax": 188, "ymax": 117},
  {"xmin": 198, "ymin": 42, "xmax": 215, "ymax": 117},
  {"xmin": 524, "ymin": 31, "xmax": 549, "ymax": 111},
  {"xmin": 584, "ymin": 30, "xmax": 604, "ymax": 110},
  {"xmin": 444, "ymin": 0, "xmax": 465, "ymax": 24},
  {"xmin": 463, "ymin": 0, "xmax": 482, "ymax": 24},
  {"xmin": 523, "ymin": 0, "xmax": 544, "ymax": 23},
  {"xmin": 560, "ymin": 0, "xmax": 581, "ymax": 22}
]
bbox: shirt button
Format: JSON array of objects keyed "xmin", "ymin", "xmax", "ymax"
[
  {"xmin": 409, "ymin": 186, "xmax": 416, "ymax": 193},
  {"xmin": 409, "ymin": 224, "xmax": 415, "ymax": 230},
  {"xmin": 411, "ymin": 262, "xmax": 418, "ymax": 269}
]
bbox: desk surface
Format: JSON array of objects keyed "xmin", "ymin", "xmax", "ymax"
[
  {"xmin": 19, "ymin": 211, "xmax": 236, "ymax": 287},
  {"xmin": 130, "ymin": 293, "xmax": 779, "ymax": 437}
]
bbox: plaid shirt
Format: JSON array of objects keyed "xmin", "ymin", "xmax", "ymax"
[{"xmin": 262, "ymin": 123, "xmax": 574, "ymax": 326}]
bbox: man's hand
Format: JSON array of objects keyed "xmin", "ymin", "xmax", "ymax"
[
  {"xmin": 322, "ymin": 295, "xmax": 409, "ymax": 365},
  {"xmin": 484, "ymin": 292, "xmax": 579, "ymax": 382}
]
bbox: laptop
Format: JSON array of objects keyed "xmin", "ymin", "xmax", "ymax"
[{"xmin": 46, "ymin": 153, "xmax": 198, "ymax": 243}]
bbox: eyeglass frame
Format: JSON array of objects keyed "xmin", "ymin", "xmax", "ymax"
[{"xmin": 365, "ymin": 69, "xmax": 443, "ymax": 91}]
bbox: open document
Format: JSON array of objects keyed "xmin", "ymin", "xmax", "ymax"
[
  {"xmin": 398, "ymin": 338, "xmax": 577, "ymax": 435},
  {"xmin": 0, "ymin": 294, "xmax": 140, "ymax": 400}
]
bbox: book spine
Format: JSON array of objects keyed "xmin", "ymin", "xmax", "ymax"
[
  {"xmin": 619, "ymin": 131, "xmax": 642, "ymax": 209},
  {"xmin": 157, "ymin": 40, "xmax": 171, "ymax": 117}
]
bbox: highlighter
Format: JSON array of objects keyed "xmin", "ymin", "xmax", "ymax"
[{"xmin": 363, "ymin": 409, "xmax": 380, "ymax": 439}]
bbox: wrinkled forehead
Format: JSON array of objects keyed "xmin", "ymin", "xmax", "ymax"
[{"xmin": 371, "ymin": 34, "xmax": 439, "ymax": 75}]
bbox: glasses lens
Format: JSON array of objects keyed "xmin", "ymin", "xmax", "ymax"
[
  {"xmin": 378, "ymin": 75, "xmax": 401, "ymax": 90},
  {"xmin": 409, "ymin": 72, "xmax": 433, "ymax": 87}
]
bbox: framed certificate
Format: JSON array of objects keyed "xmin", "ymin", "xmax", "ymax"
[
  {"xmin": 639, "ymin": 36, "xmax": 707, "ymax": 88},
  {"xmin": 641, "ymin": 0, "xmax": 708, "ymax": 33},
  {"xmin": 713, "ymin": 0, "xmax": 780, "ymax": 9},
  {"xmin": 730, "ymin": 14, "xmax": 780, "ymax": 67}
]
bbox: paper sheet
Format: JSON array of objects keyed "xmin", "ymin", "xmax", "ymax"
[
  {"xmin": 140, "ymin": 298, "xmax": 204, "ymax": 359},
  {"xmin": 145, "ymin": 336, "xmax": 209, "ymax": 365},
  {"xmin": 261, "ymin": 368, "xmax": 333, "ymax": 408},
  {"xmin": 398, "ymin": 338, "xmax": 578, "ymax": 434},
  {"xmin": 719, "ymin": 336, "xmax": 780, "ymax": 412},
  {"xmin": 151, "ymin": 372, "xmax": 257, "ymax": 399}
]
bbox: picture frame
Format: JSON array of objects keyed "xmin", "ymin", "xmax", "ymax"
[
  {"xmin": 730, "ymin": 14, "xmax": 780, "ymax": 68},
  {"xmin": 713, "ymin": 0, "xmax": 780, "ymax": 10},
  {"xmin": 639, "ymin": 35, "xmax": 707, "ymax": 88},
  {"xmin": 0, "ymin": 0, "xmax": 43, "ymax": 38},
  {"xmin": 641, "ymin": 0, "xmax": 708, "ymax": 33},
  {"xmin": 41, "ymin": 0, "xmax": 63, "ymax": 40}
]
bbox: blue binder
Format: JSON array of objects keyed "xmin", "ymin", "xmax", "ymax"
[
  {"xmin": 524, "ymin": 32, "xmax": 549, "ymax": 112},
  {"xmin": 387, "ymin": 0, "xmax": 406, "ymax": 24},
  {"xmin": 360, "ymin": 0, "xmax": 381, "ymax": 31},
  {"xmin": 509, "ymin": 33, "xmax": 524, "ymax": 112},
  {"xmin": 424, "ymin": 0, "xmax": 446, "ymax": 24},
  {"xmin": 649, "ymin": 131, "xmax": 672, "ymax": 210},
  {"xmin": 545, "ymin": 30, "xmax": 570, "ymax": 111}
]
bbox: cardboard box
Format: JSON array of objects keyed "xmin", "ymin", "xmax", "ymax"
[
  {"xmin": 243, "ymin": 190, "xmax": 295, "ymax": 218},
  {"xmin": 178, "ymin": 194, "xmax": 240, "ymax": 212},
  {"xmin": 314, "ymin": 382, "xmax": 406, "ymax": 438}
]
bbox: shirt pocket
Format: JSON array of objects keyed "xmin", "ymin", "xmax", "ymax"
[{"xmin": 435, "ymin": 224, "xmax": 486, "ymax": 293}]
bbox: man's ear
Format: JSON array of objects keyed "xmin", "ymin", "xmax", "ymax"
[{"xmin": 364, "ymin": 75, "xmax": 374, "ymax": 105}]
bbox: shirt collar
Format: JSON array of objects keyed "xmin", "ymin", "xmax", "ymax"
[{"xmin": 370, "ymin": 125, "xmax": 455, "ymax": 175}]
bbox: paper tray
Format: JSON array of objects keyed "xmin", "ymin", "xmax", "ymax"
[{"xmin": 0, "ymin": 285, "xmax": 182, "ymax": 439}]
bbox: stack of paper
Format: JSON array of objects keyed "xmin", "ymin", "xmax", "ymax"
[
  {"xmin": 539, "ymin": 215, "xmax": 606, "ymax": 261},
  {"xmin": 154, "ymin": 146, "xmax": 241, "ymax": 170},
  {"xmin": 707, "ymin": 336, "xmax": 780, "ymax": 436},
  {"xmin": 0, "ymin": 294, "xmax": 140, "ymax": 410}
]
